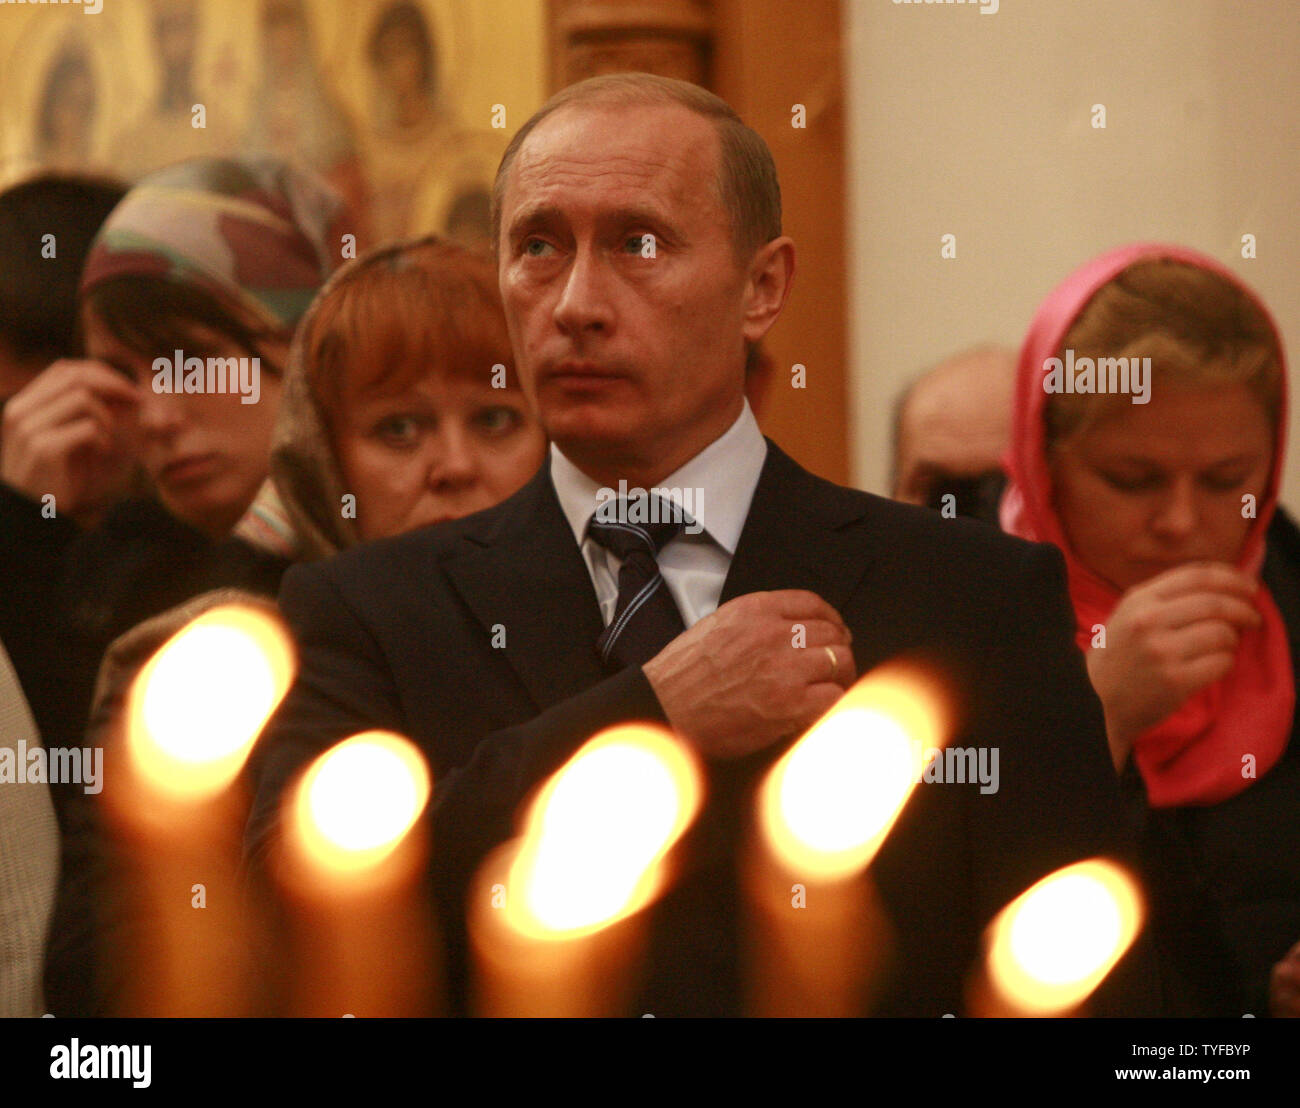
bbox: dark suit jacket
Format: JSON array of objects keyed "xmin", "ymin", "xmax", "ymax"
[{"xmin": 248, "ymin": 440, "xmax": 1157, "ymax": 1016}]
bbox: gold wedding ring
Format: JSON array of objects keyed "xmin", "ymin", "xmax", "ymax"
[{"xmin": 824, "ymin": 645, "xmax": 838, "ymax": 681}]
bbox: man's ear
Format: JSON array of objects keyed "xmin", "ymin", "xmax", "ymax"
[{"xmin": 741, "ymin": 236, "xmax": 796, "ymax": 345}]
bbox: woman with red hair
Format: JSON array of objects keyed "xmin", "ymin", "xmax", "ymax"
[
  {"xmin": 73, "ymin": 234, "xmax": 547, "ymax": 1016},
  {"xmin": 256, "ymin": 233, "xmax": 547, "ymax": 561}
]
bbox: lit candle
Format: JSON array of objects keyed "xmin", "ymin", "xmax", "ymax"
[
  {"xmin": 970, "ymin": 857, "xmax": 1144, "ymax": 1017},
  {"xmin": 277, "ymin": 731, "xmax": 436, "ymax": 1017},
  {"xmin": 470, "ymin": 723, "xmax": 703, "ymax": 1017},
  {"xmin": 746, "ymin": 663, "xmax": 950, "ymax": 1016},
  {"xmin": 108, "ymin": 602, "xmax": 295, "ymax": 1016}
]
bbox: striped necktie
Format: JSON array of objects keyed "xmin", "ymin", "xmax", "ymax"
[{"xmin": 587, "ymin": 497, "xmax": 689, "ymax": 669}]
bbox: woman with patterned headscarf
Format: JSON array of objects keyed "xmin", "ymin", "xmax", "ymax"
[
  {"xmin": 46, "ymin": 229, "xmax": 547, "ymax": 1016},
  {"xmin": 0, "ymin": 156, "xmax": 343, "ymax": 1015},
  {"xmin": 76, "ymin": 155, "xmax": 343, "ymax": 537},
  {"xmin": 0, "ymin": 156, "xmax": 341, "ymax": 735}
]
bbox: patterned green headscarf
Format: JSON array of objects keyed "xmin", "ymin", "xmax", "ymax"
[{"xmin": 79, "ymin": 156, "xmax": 343, "ymax": 333}]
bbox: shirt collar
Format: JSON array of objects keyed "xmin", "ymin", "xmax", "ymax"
[{"xmin": 550, "ymin": 398, "xmax": 767, "ymax": 555}]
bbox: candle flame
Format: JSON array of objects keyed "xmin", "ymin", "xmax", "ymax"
[
  {"xmin": 290, "ymin": 731, "xmax": 431, "ymax": 875},
  {"xmin": 126, "ymin": 604, "xmax": 295, "ymax": 804},
  {"xmin": 504, "ymin": 724, "xmax": 702, "ymax": 939},
  {"xmin": 985, "ymin": 858, "xmax": 1144, "ymax": 1015},
  {"xmin": 759, "ymin": 666, "xmax": 947, "ymax": 881}
]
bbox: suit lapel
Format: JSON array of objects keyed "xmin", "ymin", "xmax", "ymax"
[
  {"xmin": 720, "ymin": 440, "xmax": 875, "ymax": 613},
  {"xmin": 441, "ymin": 465, "xmax": 608, "ymax": 711},
  {"xmin": 443, "ymin": 442, "xmax": 877, "ymax": 711}
]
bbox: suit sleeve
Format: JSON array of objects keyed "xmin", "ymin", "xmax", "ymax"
[
  {"xmin": 418, "ymin": 662, "xmax": 668, "ymax": 1014},
  {"xmin": 246, "ymin": 557, "xmax": 670, "ymax": 1012},
  {"xmin": 871, "ymin": 534, "xmax": 1161, "ymax": 1015},
  {"xmin": 248, "ymin": 557, "xmax": 670, "ymax": 849},
  {"xmin": 427, "ymin": 660, "xmax": 666, "ymax": 870},
  {"xmin": 244, "ymin": 561, "xmax": 409, "ymax": 866},
  {"xmin": 974, "ymin": 539, "xmax": 1160, "ymax": 1015}
]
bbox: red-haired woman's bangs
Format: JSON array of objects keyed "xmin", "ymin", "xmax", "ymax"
[{"xmin": 305, "ymin": 239, "xmax": 523, "ymax": 428}]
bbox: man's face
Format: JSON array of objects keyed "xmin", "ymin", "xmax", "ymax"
[
  {"xmin": 498, "ymin": 103, "xmax": 755, "ymax": 481},
  {"xmin": 893, "ymin": 350, "xmax": 1015, "ymax": 509}
]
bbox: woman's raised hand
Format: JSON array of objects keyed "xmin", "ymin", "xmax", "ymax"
[
  {"xmin": 0, "ymin": 359, "xmax": 139, "ymax": 529},
  {"xmin": 1085, "ymin": 562, "xmax": 1262, "ymax": 771}
]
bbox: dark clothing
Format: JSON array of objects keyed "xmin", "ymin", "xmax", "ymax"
[
  {"xmin": 250, "ymin": 442, "xmax": 1157, "ymax": 1016},
  {"xmin": 0, "ymin": 482, "xmax": 291, "ymax": 1014},
  {"xmin": 1139, "ymin": 508, "xmax": 1300, "ymax": 1015},
  {"xmin": 923, "ymin": 468, "xmax": 1007, "ymax": 524},
  {"xmin": 0, "ymin": 486, "xmax": 288, "ymax": 771}
]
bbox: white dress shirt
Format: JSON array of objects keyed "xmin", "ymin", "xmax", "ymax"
[{"xmin": 550, "ymin": 399, "xmax": 768, "ymax": 629}]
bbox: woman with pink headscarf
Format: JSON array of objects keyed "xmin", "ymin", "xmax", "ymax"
[{"xmin": 1001, "ymin": 243, "xmax": 1300, "ymax": 1016}]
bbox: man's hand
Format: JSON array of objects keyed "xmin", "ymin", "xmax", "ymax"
[
  {"xmin": 1085, "ymin": 563, "xmax": 1261, "ymax": 770},
  {"xmin": 0, "ymin": 359, "xmax": 139, "ymax": 528},
  {"xmin": 641, "ymin": 589, "xmax": 855, "ymax": 760},
  {"xmin": 1269, "ymin": 940, "xmax": 1300, "ymax": 1016}
]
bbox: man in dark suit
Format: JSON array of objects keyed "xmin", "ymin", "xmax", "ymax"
[{"xmin": 249, "ymin": 73, "xmax": 1153, "ymax": 1016}]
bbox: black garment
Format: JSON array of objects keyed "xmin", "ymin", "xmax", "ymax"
[
  {"xmin": 0, "ymin": 482, "xmax": 291, "ymax": 1014},
  {"xmin": 0, "ymin": 486, "xmax": 289, "ymax": 772},
  {"xmin": 249, "ymin": 441, "xmax": 1158, "ymax": 1016},
  {"xmin": 923, "ymin": 468, "xmax": 1007, "ymax": 525},
  {"xmin": 1137, "ymin": 507, "xmax": 1300, "ymax": 1016}
]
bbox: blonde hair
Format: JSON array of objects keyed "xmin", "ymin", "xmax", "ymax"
[{"xmin": 1045, "ymin": 258, "xmax": 1283, "ymax": 448}]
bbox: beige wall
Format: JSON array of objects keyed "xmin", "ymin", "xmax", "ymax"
[{"xmin": 845, "ymin": 0, "xmax": 1300, "ymax": 511}]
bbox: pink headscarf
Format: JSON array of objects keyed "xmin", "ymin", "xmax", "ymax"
[{"xmin": 1000, "ymin": 243, "xmax": 1293, "ymax": 807}]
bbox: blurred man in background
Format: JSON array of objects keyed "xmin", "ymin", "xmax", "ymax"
[{"xmin": 892, "ymin": 344, "xmax": 1015, "ymax": 522}]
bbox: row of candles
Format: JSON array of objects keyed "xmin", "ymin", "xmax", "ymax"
[{"xmin": 107, "ymin": 602, "xmax": 1144, "ymax": 1017}]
